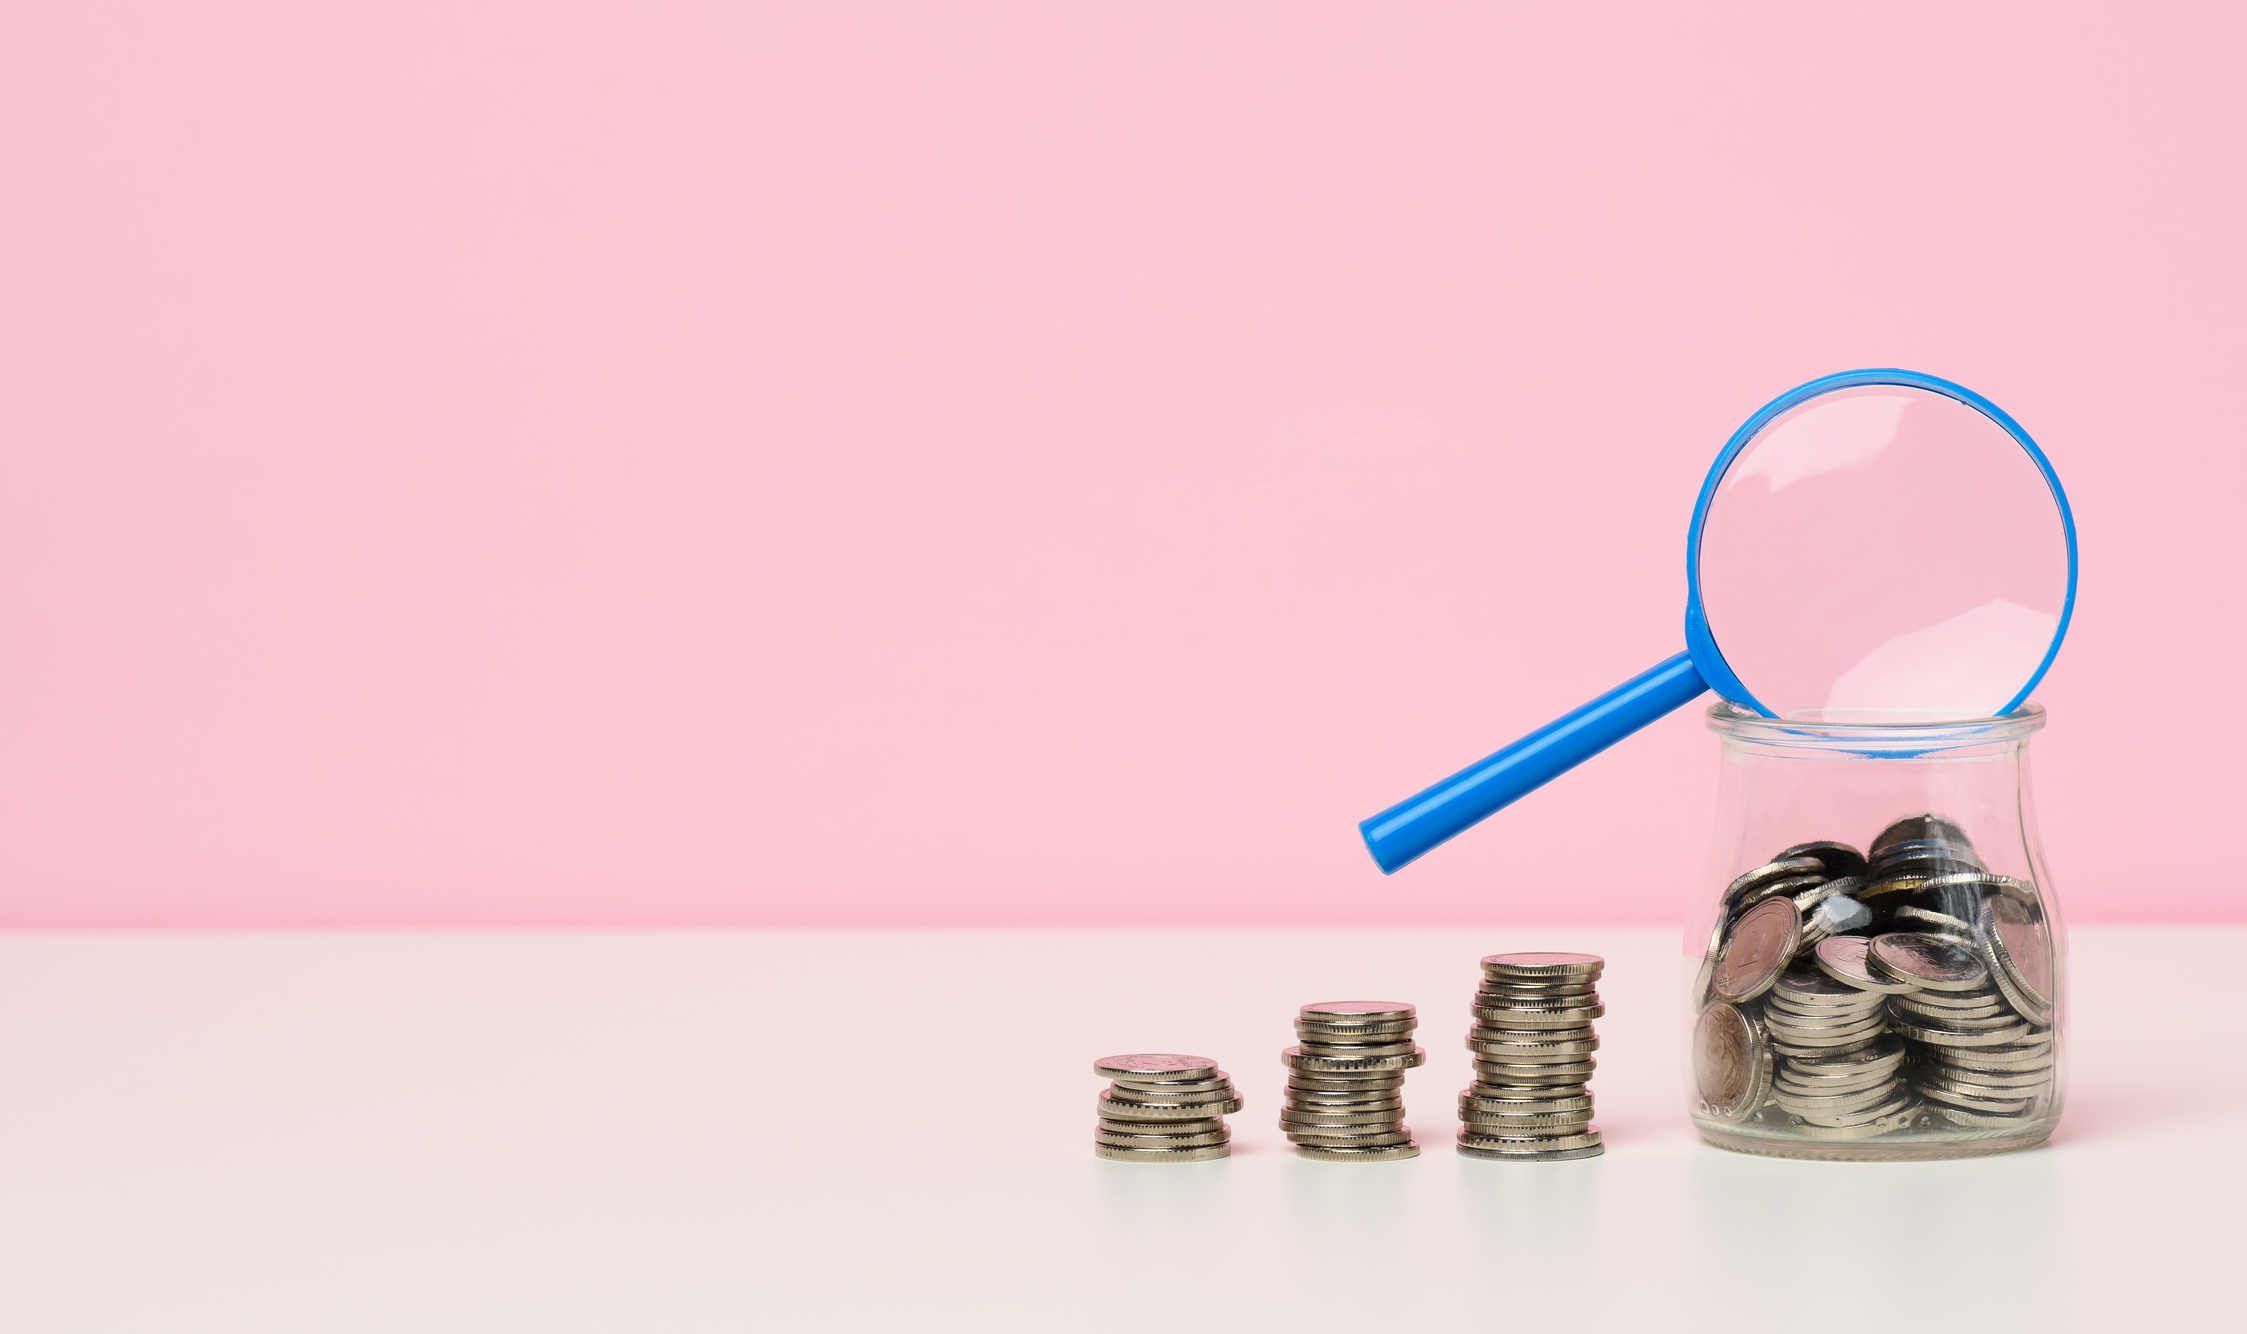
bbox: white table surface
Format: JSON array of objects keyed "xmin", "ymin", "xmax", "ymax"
[{"xmin": 0, "ymin": 926, "xmax": 2236, "ymax": 1332}]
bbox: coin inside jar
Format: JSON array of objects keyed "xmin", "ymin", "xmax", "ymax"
[
  {"xmin": 1693, "ymin": 1001, "xmax": 1769, "ymax": 1122},
  {"xmin": 1711, "ymin": 897, "xmax": 1802, "ymax": 1002},
  {"xmin": 1866, "ymin": 932, "xmax": 1990, "ymax": 992}
]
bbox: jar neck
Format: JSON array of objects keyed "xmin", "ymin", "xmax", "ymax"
[{"xmin": 1705, "ymin": 700, "xmax": 2045, "ymax": 760}]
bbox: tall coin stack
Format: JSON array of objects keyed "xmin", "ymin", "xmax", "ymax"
[
  {"xmin": 1764, "ymin": 946, "xmax": 1912, "ymax": 1138},
  {"xmin": 1280, "ymin": 1002, "xmax": 1424, "ymax": 1161},
  {"xmin": 1457, "ymin": 953, "xmax": 1606, "ymax": 1161},
  {"xmin": 1094, "ymin": 1054, "xmax": 1242, "ymax": 1162}
]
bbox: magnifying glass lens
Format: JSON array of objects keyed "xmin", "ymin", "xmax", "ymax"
[{"xmin": 1696, "ymin": 385, "xmax": 2070, "ymax": 722}]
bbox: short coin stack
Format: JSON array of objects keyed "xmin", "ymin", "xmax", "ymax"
[
  {"xmin": 1094, "ymin": 1054, "xmax": 1242, "ymax": 1162},
  {"xmin": 1874, "ymin": 931, "xmax": 2057, "ymax": 1127},
  {"xmin": 1763, "ymin": 950, "xmax": 1912, "ymax": 1139},
  {"xmin": 1281, "ymin": 1002, "xmax": 1423, "ymax": 1161},
  {"xmin": 1457, "ymin": 953, "xmax": 1605, "ymax": 1161}
]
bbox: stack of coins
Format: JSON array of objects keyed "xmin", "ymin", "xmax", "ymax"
[
  {"xmin": 1457, "ymin": 953, "xmax": 1605, "ymax": 1161},
  {"xmin": 1093, "ymin": 1054, "xmax": 1242, "ymax": 1162},
  {"xmin": 1762, "ymin": 952, "xmax": 1912, "ymax": 1139},
  {"xmin": 1871, "ymin": 932, "xmax": 2057, "ymax": 1128},
  {"xmin": 1280, "ymin": 1002, "xmax": 1423, "ymax": 1161},
  {"xmin": 1692, "ymin": 813, "xmax": 2061, "ymax": 1142}
]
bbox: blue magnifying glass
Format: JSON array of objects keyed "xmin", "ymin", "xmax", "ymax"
[{"xmin": 1360, "ymin": 369, "xmax": 2078, "ymax": 874}]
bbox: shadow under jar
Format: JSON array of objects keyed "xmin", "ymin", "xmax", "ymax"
[{"xmin": 1686, "ymin": 701, "xmax": 2065, "ymax": 1161}]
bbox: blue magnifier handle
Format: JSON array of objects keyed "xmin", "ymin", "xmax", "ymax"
[{"xmin": 1359, "ymin": 651, "xmax": 1710, "ymax": 874}]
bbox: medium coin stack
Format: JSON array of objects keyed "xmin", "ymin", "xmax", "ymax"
[
  {"xmin": 1457, "ymin": 952, "xmax": 1605, "ymax": 1161},
  {"xmin": 1280, "ymin": 1002, "xmax": 1424, "ymax": 1161},
  {"xmin": 1093, "ymin": 1054, "xmax": 1242, "ymax": 1162},
  {"xmin": 1762, "ymin": 952, "xmax": 1912, "ymax": 1139},
  {"xmin": 1692, "ymin": 813, "xmax": 2060, "ymax": 1142}
]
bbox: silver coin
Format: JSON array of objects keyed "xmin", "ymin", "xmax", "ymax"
[
  {"xmin": 1778, "ymin": 840, "xmax": 1868, "ymax": 879},
  {"xmin": 1788, "ymin": 1106, "xmax": 1917, "ymax": 1140},
  {"xmin": 1296, "ymin": 1021, "xmax": 1416, "ymax": 1042},
  {"xmin": 1287, "ymin": 1066, "xmax": 1406, "ymax": 1083},
  {"xmin": 1735, "ymin": 873, "xmax": 1827, "ymax": 915},
  {"xmin": 1870, "ymin": 814, "xmax": 1974, "ymax": 855},
  {"xmin": 1892, "ymin": 1019, "xmax": 2033, "ymax": 1048},
  {"xmin": 1891, "ymin": 1006, "xmax": 2021, "ymax": 1031},
  {"xmin": 1893, "ymin": 905, "xmax": 1976, "ymax": 938},
  {"xmin": 1099, "ymin": 1090, "xmax": 1245, "ymax": 1119},
  {"xmin": 1477, "ymin": 979, "xmax": 1598, "ymax": 997},
  {"xmin": 1724, "ymin": 858, "xmax": 1826, "ymax": 908},
  {"xmin": 1295, "ymin": 1141, "xmax": 1420, "ymax": 1162},
  {"xmin": 1284, "ymin": 1089, "xmax": 1404, "ymax": 1107},
  {"xmin": 1480, "ymin": 952, "xmax": 1604, "ymax": 979},
  {"xmin": 1712, "ymin": 897, "xmax": 1803, "ymax": 1003},
  {"xmin": 1295, "ymin": 1039, "xmax": 1421, "ymax": 1059},
  {"xmin": 1095, "ymin": 1142, "xmax": 1230, "ymax": 1163},
  {"xmin": 1923, "ymin": 1064, "xmax": 2051, "ymax": 1089},
  {"xmin": 1763, "ymin": 1014, "xmax": 1888, "ymax": 1045},
  {"xmin": 1466, "ymin": 1035, "xmax": 1600, "ymax": 1057},
  {"xmin": 1281, "ymin": 1105, "xmax": 1404, "ymax": 1126},
  {"xmin": 1693, "ymin": 1002, "xmax": 1770, "ymax": 1123},
  {"xmin": 1109, "ymin": 1073, "xmax": 1235, "ymax": 1095},
  {"xmin": 1867, "ymin": 933, "xmax": 1989, "ymax": 992},
  {"xmin": 1775, "ymin": 1037, "xmax": 1905, "ymax": 1077},
  {"xmin": 1463, "ymin": 1113, "xmax": 1597, "ymax": 1136},
  {"xmin": 1694, "ymin": 916, "xmax": 1727, "ymax": 1005},
  {"xmin": 1457, "ymin": 1129, "xmax": 1604, "ymax": 1153},
  {"xmin": 1891, "ymin": 986, "xmax": 2003, "ymax": 1010},
  {"xmin": 1100, "ymin": 1081, "xmax": 1240, "ymax": 1105},
  {"xmin": 1856, "ymin": 874, "xmax": 1928, "ymax": 906},
  {"xmin": 1914, "ymin": 1072, "xmax": 2046, "ymax": 1103},
  {"xmin": 1935, "ymin": 1046, "xmax": 2054, "ymax": 1073},
  {"xmin": 1469, "ymin": 1082, "xmax": 1590, "ymax": 1101},
  {"xmin": 1302, "ymin": 1001, "xmax": 1415, "ymax": 1022},
  {"xmin": 1287, "ymin": 1078, "xmax": 1405, "ymax": 1096},
  {"xmin": 1095, "ymin": 1054, "xmax": 1222, "ymax": 1082},
  {"xmin": 1771, "ymin": 1081, "xmax": 1899, "ymax": 1115},
  {"xmin": 1921, "ymin": 869, "xmax": 2036, "ymax": 901},
  {"xmin": 1100, "ymin": 1116, "xmax": 1226, "ymax": 1135},
  {"xmin": 1471, "ymin": 1022, "xmax": 1596, "ymax": 1041},
  {"xmin": 1931, "ymin": 1104, "xmax": 2037, "ymax": 1129},
  {"xmin": 1911, "ymin": 1082, "xmax": 2031, "ymax": 1114},
  {"xmin": 1472, "ymin": 1059, "xmax": 1596, "ymax": 1082},
  {"xmin": 1459, "ymin": 1091, "xmax": 1593, "ymax": 1115},
  {"xmin": 1457, "ymin": 1141, "xmax": 1604, "ymax": 1161},
  {"xmin": 1284, "ymin": 1044, "xmax": 1426, "ymax": 1073},
  {"xmin": 1979, "ymin": 895, "xmax": 2056, "ymax": 1026},
  {"xmin": 1097, "ymin": 1126, "xmax": 1231, "ymax": 1148},
  {"xmin": 1764, "ymin": 996, "xmax": 1887, "ymax": 1025},
  {"xmin": 1774, "ymin": 1069, "xmax": 1897, "ymax": 1099},
  {"xmin": 1792, "ymin": 873, "xmax": 1868, "ymax": 914},
  {"xmin": 1470, "ymin": 1005, "xmax": 1606, "ymax": 1028},
  {"xmin": 1286, "ymin": 1127, "xmax": 1414, "ymax": 1148},
  {"xmin": 1794, "ymin": 1092, "xmax": 1915, "ymax": 1128}
]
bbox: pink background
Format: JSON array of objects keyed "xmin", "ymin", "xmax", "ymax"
[{"xmin": 3, "ymin": 2, "xmax": 2241, "ymax": 928}]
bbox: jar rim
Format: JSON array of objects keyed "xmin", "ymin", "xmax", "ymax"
[{"xmin": 1705, "ymin": 699, "xmax": 2046, "ymax": 751}]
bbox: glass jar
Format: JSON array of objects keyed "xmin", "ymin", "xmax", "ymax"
[{"xmin": 1685, "ymin": 701, "xmax": 2065, "ymax": 1161}]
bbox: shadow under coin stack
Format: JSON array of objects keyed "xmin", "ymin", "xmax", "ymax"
[
  {"xmin": 1457, "ymin": 953, "xmax": 1605, "ymax": 1161},
  {"xmin": 1281, "ymin": 1002, "xmax": 1423, "ymax": 1161},
  {"xmin": 1093, "ymin": 1054, "xmax": 1241, "ymax": 1162}
]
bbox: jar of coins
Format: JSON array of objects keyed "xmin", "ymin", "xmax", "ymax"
[{"xmin": 1686, "ymin": 701, "xmax": 2064, "ymax": 1161}]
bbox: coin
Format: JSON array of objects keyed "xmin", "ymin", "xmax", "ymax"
[
  {"xmin": 1772, "ymin": 964, "xmax": 1887, "ymax": 1004},
  {"xmin": 1095, "ymin": 1054, "xmax": 1222, "ymax": 1082},
  {"xmin": 1790, "ymin": 1107, "xmax": 1918, "ymax": 1140},
  {"xmin": 1470, "ymin": 1005, "xmax": 1606, "ymax": 1028},
  {"xmin": 1295, "ymin": 1142, "xmax": 1420, "ymax": 1162},
  {"xmin": 1867, "ymin": 933, "xmax": 1989, "ymax": 992},
  {"xmin": 1935, "ymin": 1046, "xmax": 2054, "ymax": 1073},
  {"xmin": 1295, "ymin": 1039, "xmax": 1421, "ymax": 1059},
  {"xmin": 1459, "ymin": 1091, "xmax": 1593, "ymax": 1115},
  {"xmin": 1724, "ymin": 858, "xmax": 1826, "ymax": 908},
  {"xmin": 1457, "ymin": 1141, "xmax": 1604, "ymax": 1161},
  {"xmin": 1095, "ymin": 1143, "xmax": 1230, "ymax": 1163},
  {"xmin": 1892, "ymin": 905, "xmax": 1976, "ymax": 938},
  {"xmin": 1099, "ymin": 1090, "xmax": 1246, "ymax": 1119},
  {"xmin": 1910, "ymin": 1082, "xmax": 2030, "ymax": 1114},
  {"xmin": 1712, "ymin": 897, "xmax": 1804, "ymax": 1002},
  {"xmin": 1285, "ymin": 1122, "xmax": 1402, "ymax": 1140},
  {"xmin": 1922, "ymin": 1064, "xmax": 2051, "ymax": 1089},
  {"xmin": 1890, "ymin": 1019, "xmax": 2032, "ymax": 1048},
  {"xmin": 1779, "ymin": 841, "xmax": 1868, "ymax": 879},
  {"xmin": 1472, "ymin": 1059, "xmax": 1596, "ymax": 1083},
  {"xmin": 1931, "ymin": 1105, "xmax": 2036, "ymax": 1128},
  {"xmin": 1891, "ymin": 986, "xmax": 2003, "ymax": 1011},
  {"xmin": 1480, "ymin": 952, "xmax": 1604, "ymax": 979},
  {"xmin": 1457, "ymin": 1129, "xmax": 1604, "ymax": 1153},
  {"xmin": 1793, "ymin": 874, "xmax": 1868, "ymax": 914},
  {"xmin": 1100, "ymin": 1116, "xmax": 1226, "ymax": 1135},
  {"xmin": 1303, "ymin": 1001, "xmax": 1415, "ymax": 1022},
  {"xmin": 1100, "ymin": 1081, "xmax": 1241, "ymax": 1105},
  {"xmin": 1776, "ymin": 1036, "xmax": 1905, "ymax": 1078},
  {"xmin": 1693, "ymin": 1002, "xmax": 1770, "ymax": 1123},
  {"xmin": 1097, "ymin": 1126, "xmax": 1231, "ymax": 1148},
  {"xmin": 1470, "ymin": 1082, "xmax": 1590, "ymax": 1101},
  {"xmin": 1282, "ymin": 1106, "xmax": 1404, "ymax": 1126},
  {"xmin": 1736, "ymin": 874, "xmax": 1827, "ymax": 914},
  {"xmin": 1771, "ymin": 1082, "xmax": 1897, "ymax": 1115},
  {"xmin": 1285, "ymin": 1044, "xmax": 1425, "ymax": 1073},
  {"xmin": 1109, "ymin": 1074, "xmax": 1235, "ymax": 1095},
  {"xmin": 1891, "ymin": 1004, "xmax": 2018, "ymax": 1030},
  {"xmin": 1979, "ymin": 895, "xmax": 2055, "ymax": 1025},
  {"xmin": 1794, "ymin": 1092, "xmax": 1915, "ymax": 1128},
  {"xmin": 1477, "ymin": 979, "xmax": 1598, "ymax": 998},
  {"xmin": 1870, "ymin": 814, "xmax": 1974, "ymax": 855}
]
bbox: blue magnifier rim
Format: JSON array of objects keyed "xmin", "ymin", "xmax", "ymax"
[{"xmin": 1683, "ymin": 368, "xmax": 2078, "ymax": 720}]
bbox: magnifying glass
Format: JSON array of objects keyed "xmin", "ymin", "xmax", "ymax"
[{"xmin": 1360, "ymin": 368, "xmax": 2077, "ymax": 874}]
